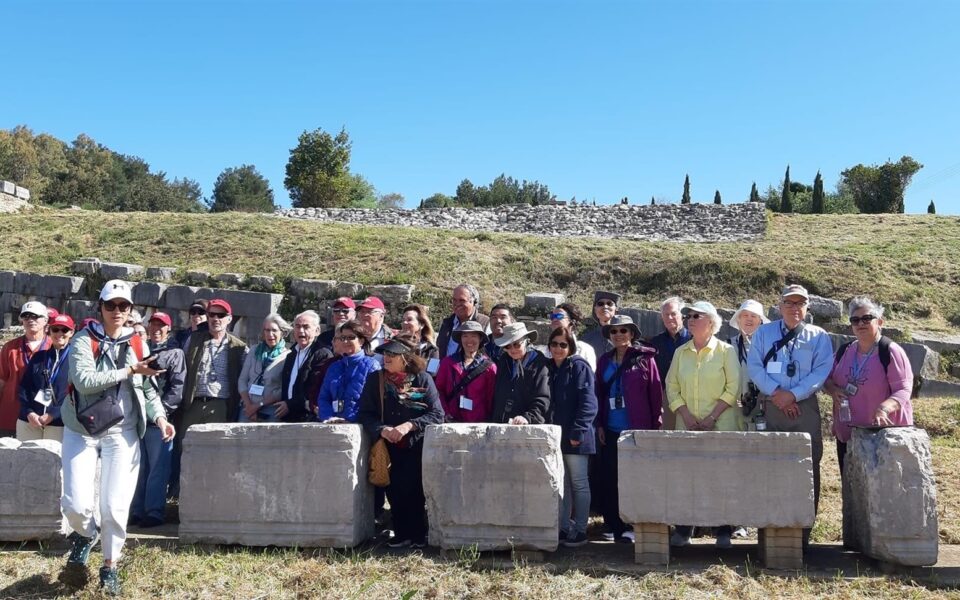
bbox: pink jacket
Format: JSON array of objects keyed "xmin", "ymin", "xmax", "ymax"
[{"xmin": 435, "ymin": 355, "xmax": 498, "ymax": 422}]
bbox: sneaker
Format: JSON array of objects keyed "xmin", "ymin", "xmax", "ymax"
[
  {"xmin": 601, "ymin": 532, "xmax": 615, "ymax": 542},
  {"xmin": 66, "ymin": 530, "xmax": 100, "ymax": 566},
  {"xmin": 562, "ymin": 532, "xmax": 589, "ymax": 547},
  {"xmin": 615, "ymin": 531, "xmax": 635, "ymax": 544},
  {"xmin": 99, "ymin": 566, "xmax": 121, "ymax": 596},
  {"xmin": 732, "ymin": 527, "xmax": 749, "ymax": 539},
  {"xmin": 670, "ymin": 532, "xmax": 691, "ymax": 547},
  {"xmin": 716, "ymin": 533, "xmax": 733, "ymax": 549},
  {"xmin": 387, "ymin": 537, "xmax": 411, "ymax": 548}
]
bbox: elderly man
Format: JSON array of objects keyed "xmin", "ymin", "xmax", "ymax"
[
  {"xmin": 279, "ymin": 310, "xmax": 333, "ymax": 422},
  {"xmin": 171, "ymin": 299, "xmax": 209, "ymax": 352},
  {"xmin": 747, "ymin": 284, "xmax": 833, "ymax": 547},
  {"xmin": 484, "ymin": 303, "xmax": 514, "ymax": 361},
  {"xmin": 436, "ymin": 284, "xmax": 490, "ymax": 357},
  {"xmin": 0, "ymin": 301, "xmax": 51, "ymax": 437},
  {"xmin": 317, "ymin": 297, "xmax": 356, "ymax": 350},
  {"xmin": 357, "ymin": 297, "xmax": 395, "ymax": 356},
  {"xmin": 580, "ymin": 291, "xmax": 621, "ymax": 359},
  {"xmin": 648, "ymin": 296, "xmax": 692, "ymax": 431}
]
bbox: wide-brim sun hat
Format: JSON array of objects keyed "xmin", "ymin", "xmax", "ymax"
[
  {"xmin": 494, "ymin": 322, "xmax": 538, "ymax": 347},
  {"xmin": 452, "ymin": 320, "xmax": 489, "ymax": 346},
  {"xmin": 729, "ymin": 299, "xmax": 770, "ymax": 330},
  {"xmin": 601, "ymin": 315, "xmax": 642, "ymax": 339}
]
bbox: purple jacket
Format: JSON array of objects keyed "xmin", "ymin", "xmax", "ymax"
[{"xmin": 595, "ymin": 345, "xmax": 663, "ymax": 431}]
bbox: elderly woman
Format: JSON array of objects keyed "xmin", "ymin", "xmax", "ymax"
[
  {"xmin": 238, "ymin": 314, "xmax": 292, "ymax": 423},
  {"xmin": 594, "ymin": 315, "xmax": 662, "ymax": 543},
  {"xmin": 435, "ymin": 321, "xmax": 498, "ymax": 422},
  {"xmin": 0, "ymin": 301, "xmax": 50, "ymax": 437},
  {"xmin": 824, "ymin": 296, "xmax": 914, "ymax": 474},
  {"xmin": 728, "ymin": 300, "xmax": 769, "ymax": 431},
  {"xmin": 666, "ymin": 301, "xmax": 741, "ymax": 548},
  {"xmin": 358, "ymin": 335, "xmax": 444, "ymax": 549},
  {"xmin": 400, "ymin": 304, "xmax": 439, "ymax": 362},
  {"xmin": 547, "ymin": 326, "xmax": 598, "ymax": 547},
  {"xmin": 317, "ymin": 320, "xmax": 381, "ymax": 423},
  {"xmin": 580, "ymin": 291, "xmax": 620, "ymax": 360},
  {"xmin": 16, "ymin": 314, "xmax": 75, "ymax": 442},
  {"xmin": 545, "ymin": 303, "xmax": 597, "ymax": 372},
  {"xmin": 60, "ymin": 281, "xmax": 174, "ymax": 596},
  {"xmin": 491, "ymin": 323, "xmax": 550, "ymax": 425}
]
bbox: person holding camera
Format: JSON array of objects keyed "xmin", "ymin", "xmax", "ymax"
[{"xmin": 728, "ymin": 300, "xmax": 769, "ymax": 431}]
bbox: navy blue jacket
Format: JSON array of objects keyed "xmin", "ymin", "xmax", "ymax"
[
  {"xmin": 18, "ymin": 346, "xmax": 71, "ymax": 425},
  {"xmin": 548, "ymin": 354, "xmax": 598, "ymax": 455}
]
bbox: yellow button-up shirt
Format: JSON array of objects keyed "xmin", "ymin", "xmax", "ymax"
[{"xmin": 666, "ymin": 337, "xmax": 741, "ymax": 431}]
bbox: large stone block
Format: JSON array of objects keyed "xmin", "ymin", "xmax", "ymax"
[
  {"xmin": 100, "ymin": 262, "xmax": 144, "ymax": 280},
  {"xmin": 618, "ymin": 430, "xmax": 815, "ymax": 528},
  {"xmin": 15, "ymin": 186, "xmax": 30, "ymax": 201},
  {"xmin": 1, "ymin": 181, "xmax": 14, "ymax": 195},
  {"xmin": 842, "ymin": 427, "xmax": 938, "ymax": 566},
  {"xmin": 13, "ymin": 272, "xmax": 85, "ymax": 297},
  {"xmin": 337, "ymin": 281, "xmax": 364, "ymax": 298},
  {"xmin": 132, "ymin": 282, "xmax": 168, "ymax": 307},
  {"xmin": 213, "ymin": 273, "xmax": 245, "ymax": 287},
  {"xmin": 808, "ymin": 294, "xmax": 843, "ymax": 320},
  {"xmin": 215, "ymin": 289, "xmax": 283, "ymax": 318},
  {"xmin": 71, "ymin": 258, "xmax": 102, "ymax": 276},
  {"xmin": 523, "ymin": 292, "xmax": 565, "ymax": 314},
  {"xmin": 65, "ymin": 299, "xmax": 99, "ymax": 324},
  {"xmin": 911, "ymin": 330, "xmax": 960, "ymax": 354},
  {"xmin": 365, "ymin": 284, "xmax": 415, "ymax": 306},
  {"xmin": 619, "ymin": 308, "xmax": 665, "ymax": 340},
  {"xmin": 0, "ymin": 271, "xmax": 14, "ymax": 293},
  {"xmin": 145, "ymin": 266, "xmax": 177, "ymax": 282},
  {"xmin": 179, "ymin": 423, "xmax": 373, "ymax": 548},
  {"xmin": 290, "ymin": 278, "xmax": 338, "ymax": 298},
  {"xmin": 163, "ymin": 285, "xmax": 212, "ymax": 310},
  {"xmin": 422, "ymin": 424, "xmax": 563, "ymax": 551},
  {"xmin": 829, "ymin": 333, "xmax": 939, "ymax": 381},
  {"xmin": 0, "ymin": 438, "xmax": 64, "ymax": 541}
]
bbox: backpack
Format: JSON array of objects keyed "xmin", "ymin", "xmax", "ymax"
[
  {"xmin": 833, "ymin": 335, "xmax": 922, "ymax": 398},
  {"xmin": 89, "ymin": 334, "xmax": 145, "ymax": 364}
]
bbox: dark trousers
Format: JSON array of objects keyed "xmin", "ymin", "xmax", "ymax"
[
  {"xmin": 675, "ymin": 525, "xmax": 733, "ymax": 538},
  {"xmin": 837, "ymin": 439, "xmax": 847, "ymax": 475},
  {"xmin": 386, "ymin": 442, "xmax": 427, "ymax": 544},
  {"xmin": 598, "ymin": 428, "xmax": 628, "ymax": 536}
]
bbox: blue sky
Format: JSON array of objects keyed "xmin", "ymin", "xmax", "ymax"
[{"xmin": 3, "ymin": 0, "xmax": 958, "ymax": 213}]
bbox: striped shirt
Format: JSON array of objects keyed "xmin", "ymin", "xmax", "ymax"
[{"xmin": 195, "ymin": 337, "xmax": 231, "ymax": 399}]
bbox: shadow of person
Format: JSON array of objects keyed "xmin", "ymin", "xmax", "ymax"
[{"xmin": 0, "ymin": 572, "xmax": 74, "ymax": 598}]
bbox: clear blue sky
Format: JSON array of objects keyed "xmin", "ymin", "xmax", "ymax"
[{"xmin": 4, "ymin": 0, "xmax": 958, "ymax": 213}]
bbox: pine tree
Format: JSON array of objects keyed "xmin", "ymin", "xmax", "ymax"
[
  {"xmin": 780, "ymin": 165, "xmax": 793, "ymax": 213},
  {"xmin": 681, "ymin": 174, "xmax": 691, "ymax": 204},
  {"xmin": 811, "ymin": 171, "xmax": 825, "ymax": 214},
  {"xmin": 714, "ymin": 190, "xmax": 722, "ymax": 204},
  {"xmin": 650, "ymin": 196, "xmax": 655, "ymax": 205},
  {"xmin": 749, "ymin": 182, "xmax": 761, "ymax": 203},
  {"xmin": 928, "ymin": 200, "xmax": 936, "ymax": 214}
]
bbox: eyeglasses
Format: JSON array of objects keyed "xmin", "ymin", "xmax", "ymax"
[
  {"xmin": 189, "ymin": 308, "xmax": 206, "ymax": 316},
  {"xmin": 609, "ymin": 327, "xmax": 631, "ymax": 335},
  {"xmin": 50, "ymin": 326, "xmax": 72, "ymax": 334},
  {"xmin": 683, "ymin": 313, "xmax": 705, "ymax": 321},
  {"xmin": 207, "ymin": 312, "xmax": 228, "ymax": 319},
  {"xmin": 103, "ymin": 301, "xmax": 132, "ymax": 312},
  {"xmin": 20, "ymin": 313, "xmax": 42, "ymax": 321},
  {"xmin": 782, "ymin": 300, "xmax": 808, "ymax": 309},
  {"xmin": 337, "ymin": 335, "xmax": 358, "ymax": 342},
  {"xmin": 548, "ymin": 341, "xmax": 569, "ymax": 349},
  {"xmin": 332, "ymin": 308, "xmax": 351, "ymax": 314},
  {"xmin": 505, "ymin": 341, "xmax": 525, "ymax": 349},
  {"xmin": 849, "ymin": 315, "xmax": 878, "ymax": 325},
  {"xmin": 595, "ymin": 301, "xmax": 615, "ymax": 308},
  {"xmin": 549, "ymin": 313, "xmax": 568, "ymax": 321}
]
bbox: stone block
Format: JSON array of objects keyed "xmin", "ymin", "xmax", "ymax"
[
  {"xmin": 518, "ymin": 319, "xmax": 553, "ymax": 344},
  {"xmin": 808, "ymin": 294, "xmax": 843, "ymax": 320},
  {"xmin": 247, "ymin": 275, "xmax": 275, "ymax": 291},
  {"xmin": 71, "ymin": 258, "xmax": 102, "ymax": 276},
  {"xmin": 911, "ymin": 330, "xmax": 960, "ymax": 354},
  {"xmin": 365, "ymin": 284, "xmax": 415, "ymax": 306},
  {"xmin": 163, "ymin": 285, "xmax": 212, "ymax": 311},
  {"xmin": 132, "ymin": 282, "xmax": 168, "ymax": 307},
  {"xmin": 618, "ymin": 308, "xmax": 665, "ymax": 341},
  {"xmin": 633, "ymin": 522, "xmax": 670, "ymax": 566},
  {"xmin": 618, "ymin": 431, "xmax": 815, "ymax": 528},
  {"xmin": 0, "ymin": 271, "xmax": 14, "ymax": 293},
  {"xmin": 758, "ymin": 527, "xmax": 804, "ymax": 569},
  {"xmin": 65, "ymin": 300, "xmax": 99, "ymax": 324},
  {"xmin": 185, "ymin": 270, "xmax": 211, "ymax": 285},
  {"xmin": 842, "ymin": 427, "xmax": 938, "ymax": 566},
  {"xmin": 1, "ymin": 181, "xmax": 14, "ymax": 195},
  {"xmin": 422, "ymin": 423, "xmax": 563, "ymax": 551},
  {"xmin": 14, "ymin": 272, "xmax": 85, "ymax": 297},
  {"xmin": 215, "ymin": 289, "xmax": 283, "ymax": 318},
  {"xmin": 100, "ymin": 262, "xmax": 144, "ymax": 280},
  {"xmin": 290, "ymin": 278, "xmax": 338, "ymax": 298},
  {"xmin": 179, "ymin": 423, "xmax": 373, "ymax": 548},
  {"xmin": 523, "ymin": 292, "xmax": 565, "ymax": 314},
  {"xmin": 213, "ymin": 273, "xmax": 245, "ymax": 287},
  {"xmin": 0, "ymin": 438, "xmax": 64, "ymax": 541},
  {"xmin": 146, "ymin": 266, "xmax": 177, "ymax": 282},
  {"xmin": 15, "ymin": 186, "xmax": 30, "ymax": 200},
  {"xmin": 337, "ymin": 281, "xmax": 364, "ymax": 298}
]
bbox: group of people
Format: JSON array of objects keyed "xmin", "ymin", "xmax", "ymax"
[{"xmin": 0, "ymin": 280, "xmax": 915, "ymax": 595}]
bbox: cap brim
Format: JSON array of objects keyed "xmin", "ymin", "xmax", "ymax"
[{"xmin": 493, "ymin": 330, "xmax": 537, "ymax": 347}]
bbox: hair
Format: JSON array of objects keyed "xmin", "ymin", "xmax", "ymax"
[
  {"xmin": 295, "ymin": 310, "xmax": 321, "ymax": 329},
  {"xmin": 401, "ymin": 304, "xmax": 436, "ymax": 344},
  {"xmin": 554, "ymin": 302, "xmax": 584, "ymax": 327},
  {"xmin": 660, "ymin": 296, "xmax": 685, "ymax": 312},
  {"xmin": 263, "ymin": 313, "xmax": 293, "ymax": 336},
  {"xmin": 336, "ymin": 319, "xmax": 371, "ymax": 352},
  {"xmin": 390, "ymin": 333, "xmax": 427, "ymax": 374},
  {"xmin": 455, "ymin": 284, "xmax": 482, "ymax": 312},
  {"xmin": 848, "ymin": 296, "xmax": 885, "ymax": 320},
  {"xmin": 489, "ymin": 303, "xmax": 513, "ymax": 318},
  {"xmin": 705, "ymin": 311, "xmax": 723, "ymax": 336},
  {"xmin": 127, "ymin": 309, "xmax": 143, "ymax": 324},
  {"xmin": 548, "ymin": 326, "xmax": 578, "ymax": 358}
]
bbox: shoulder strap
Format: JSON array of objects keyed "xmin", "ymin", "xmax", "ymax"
[
  {"xmin": 877, "ymin": 336, "xmax": 892, "ymax": 373},
  {"xmin": 762, "ymin": 323, "xmax": 804, "ymax": 367},
  {"xmin": 834, "ymin": 340, "xmax": 854, "ymax": 365},
  {"xmin": 378, "ymin": 370, "xmax": 385, "ymax": 421},
  {"xmin": 450, "ymin": 360, "xmax": 492, "ymax": 399},
  {"xmin": 605, "ymin": 352, "xmax": 638, "ymax": 386}
]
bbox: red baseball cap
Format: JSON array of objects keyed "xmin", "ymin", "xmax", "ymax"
[
  {"xmin": 333, "ymin": 297, "xmax": 356, "ymax": 309},
  {"xmin": 357, "ymin": 296, "xmax": 385, "ymax": 311},
  {"xmin": 47, "ymin": 307, "xmax": 60, "ymax": 320},
  {"xmin": 207, "ymin": 299, "xmax": 232, "ymax": 315},
  {"xmin": 149, "ymin": 311, "xmax": 172, "ymax": 327},
  {"xmin": 51, "ymin": 314, "xmax": 75, "ymax": 330}
]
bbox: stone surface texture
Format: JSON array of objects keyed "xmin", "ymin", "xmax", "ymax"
[
  {"xmin": 422, "ymin": 424, "xmax": 563, "ymax": 551},
  {"xmin": 179, "ymin": 423, "xmax": 373, "ymax": 548},
  {"xmin": 0, "ymin": 438, "xmax": 64, "ymax": 541},
  {"xmin": 524, "ymin": 292, "xmax": 565, "ymax": 313},
  {"xmin": 842, "ymin": 427, "xmax": 938, "ymax": 566},
  {"xmin": 618, "ymin": 430, "xmax": 815, "ymax": 528},
  {"xmin": 145, "ymin": 266, "xmax": 177, "ymax": 281},
  {"xmin": 99, "ymin": 262, "xmax": 145, "ymax": 280}
]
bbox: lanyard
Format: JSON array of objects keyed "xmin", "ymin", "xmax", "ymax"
[
  {"xmin": 780, "ymin": 325, "xmax": 799, "ymax": 364},
  {"xmin": 850, "ymin": 344, "xmax": 876, "ymax": 382},
  {"xmin": 736, "ymin": 336, "xmax": 749, "ymax": 365},
  {"xmin": 46, "ymin": 347, "xmax": 69, "ymax": 387},
  {"xmin": 22, "ymin": 336, "xmax": 49, "ymax": 362},
  {"xmin": 207, "ymin": 336, "xmax": 227, "ymax": 366}
]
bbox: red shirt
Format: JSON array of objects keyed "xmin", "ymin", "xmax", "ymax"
[{"xmin": 0, "ymin": 335, "xmax": 51, "ymax": 430}]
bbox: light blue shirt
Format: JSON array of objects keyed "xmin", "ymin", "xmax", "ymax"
[{"xmin": 746, "ymin": 320, "xmax": 833, "ymax": 402}]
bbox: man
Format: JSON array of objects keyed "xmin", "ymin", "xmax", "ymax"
[
  {"xmin": 484, "ymin": 303, "xmax": 514, "ymax": 361},
  {"xmin": 0, "ymin": 301, "xmax": 51, "ymax": 437},
  {"xmin": 130, "ymin": 311, "xmax": 186, "ymax": 528},
  {"xmin": 580, "ymin": 291, "xmax": 621, "ymax": 360},
  {"xmin": 648, "ymin": 296, "xmax": 692, "ymax": 431},
  {"xmin": 747, "ymin": 284, "xmax": 832, "ymax": 547},
  {"xmin": 435, "ymin": 284, "xmax": 490, "ymax": 357},
  {"xmin": 279, "ymin": 310, "xmax": 332, "ymax": 422},
  {"xmin": 171, "ymin": 299, "xmax": 209, "ymax": 352},
  {"xmin": 317, "ymin": 297, "xmax": 356, "ymax": 350},
  {"xmin": 357, "ymin": 297, "xmax": 395, "ymax": 356}
]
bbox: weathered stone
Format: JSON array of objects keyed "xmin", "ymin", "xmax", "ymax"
[
  {"xmin": 0, "ymin": 181, "xmax": 14, "ymax": 195},
  {"xmin": 618, "ymin": 431, "xmax": 815, "ymax": 528},
  {"xmin": 71, "ymin": 258, "xmax": 102, "ymax": 276},
  {"xmin": 422, "ymin": 424, "xmax": 563, "ymax": 551},
  {"xmin": 518, "ymin": 319, "xmax": 553, "ymax": 343},
  {"xmin": 185, "ymin": 270, "xmax": 211, "ymax": 285},
  {"xmin": 337, "ymin": 282, "xmax": 364, "ymax": 298},
  {"xmin": 290, "ymin": 278, "xmax": 338, "ymax": 298},
  {"xmin": 808, "ymin": 295, "xmax": 843, "ymax": 320},
  {"xmin": 215, "ymin": 289, "xmax": 283, "ymax": 317},
  {"xmin": 911, "ymin": 330, "xmax": 960, "ymax": 354},
  {"xmin": 0, "ymin": 271, "xmax": 14, "ymax": 293},
  {"xmin": 145, "ymin": 266, "xmax": 177, "ymax": 282},
  {"xmin": 15, "ymin": 186, "xmax": 30, "ymax": 201},
  {"xmin": 0, "ymin": 438, "xmax": 64, "ymax": 541},
  {"xmin": 758, "ymin": 527, "xmax": 804, "ymax": 569},
  {"xmin": 365, "ymin": 284, "xmax": 415, "ymax": 305},
  {"xmin": 951, "ymin": 364, "xmax": 960, "ymax": 379},
  {"xmin": 14, "ymin": 272, "xmax": 85, "ymax": 297},
  {"xmin": 523, "ymin": 292, "xmax": 565, "ymax": 314},
  {"xmin": 618, "ymin": 308, "xmax": 664, "ymax": 340},
  {"xmin": 132, "ymin": 282, "xmax": 168, "ymax": 307},
  {"xmin": 246, "ymin": 275, "xmax": 275, "ymax": 291},
  {"xmin": 842, "ymin": 427, "xmax": 938, "ymax": 566},
  {"xmin": 179, "ymin": 424, "xmax": 373, "ymax": 548},
  {"xmin": 100, "ymin": 262, "xmax": 144, "ymax": 280},
  {"xmin": 65, "ymin": 299, "xmax": 99, "ymax": 324},
  {"xmin": 163, "ymin": 285, "xmax": 211, "ymax": 310},
  {"xmin": 919, "ymin": 379, "xmax": 960, "ymax": 398},
  {"xmin": 213, "ymin": 273, "xmax": 245, "ymax": 287}
]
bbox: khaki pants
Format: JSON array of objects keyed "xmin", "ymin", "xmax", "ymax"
[{"xmin": 16, "ymin": 419, "xmax": 64, "ymax": 443}]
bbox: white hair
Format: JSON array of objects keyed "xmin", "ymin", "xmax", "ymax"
[
  {"xmin": 848, "ymin": 296, "xmax": 885, "ymax": 319},
  {"xmin": 660, "ymin": 296, "xmax": 685, "ymax": 312},
  {"xmin": 263, "ymin": 313, "xmax": 292, "ymax": 334},
  {"xmin": 706, "ymin": 312, "xmax": 722, "ymax": 336},
  {"xmin": 295, "ymin": 310, "xmax": 321, "ymax": 327}
]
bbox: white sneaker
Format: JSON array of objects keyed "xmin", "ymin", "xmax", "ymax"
[
  {"xmin": 618, "ymin": 531, "xmax": 635, "ymax": 543},
  {"xmin": 732, "ymin": 527, "xmax": 749, "ymax": 539},
  {"xmin": 602, "ymin": 532, "xmax": 615, "ymax": 541}
]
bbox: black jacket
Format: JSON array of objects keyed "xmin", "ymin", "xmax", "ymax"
[
  {"xmin": 148, "ymin": 342, "xmax": 187, "ymax": 418},
  {"xmin": 547, "ymin": 355, "xmax": 598, "ymax": 454},
  {"xmin": 357, "ymin": 371, "xmax": 444, "ymax": 446},
  {"xmin": 491, "ymin": 349, "xmax": 551, "ymax": 424},
  {"xmin": 435, "ymin": 311, "xmax": 491, "ymax": 358},
  {"xmin": 281, "ymin": 339, "xmax": 333, "ymax": 422}
]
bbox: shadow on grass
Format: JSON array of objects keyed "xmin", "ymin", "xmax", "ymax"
[{"xmin": 0, "ymin": 572, "xmax": 76, "ymax": 599}]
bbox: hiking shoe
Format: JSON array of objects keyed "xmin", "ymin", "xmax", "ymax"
[
  {"xmin": 99, "ymin": 566, "xmax": 121, "ymax": 596},
  {"xmin": 601, "ymin": 531, "xmax": 615, "ymax": 542},
  {"xmin": 670, "ymin": 531, "xmax": 691, "ymax": 547},
  {"xmin": 139, "ymin": 516, "xmax": 164, "ymax": 529},
  {"xmin": 716, "ymin": 532, "xmax": 733, "ymax": 549},
  {"xmin": 559, "ymin": 529, "xmax": 568, "ymax": 542},
  {"xmin": 562, "ymin": 532, "xmax": 589, "ymax": 547},
  {"xmin": 66, "ymin": 530, "xmax": 100, "ymax": 566},
  {"xmin": 615, "ymin": 531, "xmax": 635, "ymax": 544}
]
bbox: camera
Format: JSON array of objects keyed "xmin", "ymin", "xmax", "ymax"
[
  {"xmin": 786, "ymin": 362, "xmax": 797, "ymax": 378},
  {"xmin": 741, "ymin": 382, "xmax": 759, "ymax": 416}
]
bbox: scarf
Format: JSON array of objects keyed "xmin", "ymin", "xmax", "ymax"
[{"xmin": 255, "ymin": 340, "xmax": 286, "ymax": 363}]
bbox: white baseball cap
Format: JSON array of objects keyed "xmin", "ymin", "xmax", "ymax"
[
  {"xmin": 20, "ymin": 301, "xmax": 48, "ymax": 318},
  {"xmin": 100, "ymin": 280, "xmax": 133, "ymax": 303}
]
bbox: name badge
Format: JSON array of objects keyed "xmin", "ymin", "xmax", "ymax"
[
  {"xmin": 34, "ymin": 389, "xmax": 53, "ymax": 407},
  {"xmin": 766, "ymin": 361, "xmax": 783, "ymax": 374},
  {"xmin": 248, "ymin": 384, "xmax": 265, "ymax": 396},
  {"xmin": 427, "ymin": 358, "xmax": 440, "ymax": 376},
  {"xmin": 844, "ymin": 382, "xmax": 859, "ymax": 396},
  {"xmin": 459, "ymin": 396, "xmax": 473, "ymax": 411},
  {"xmin": 609, "ymin": 396, "xmax": 624, "ymax": 410}
]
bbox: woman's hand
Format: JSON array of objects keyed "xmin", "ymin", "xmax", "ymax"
[
  {"xmin": 872, "ymin": 407, "xmax": 894, "ymax": 427},
  {"xmin": 131, "ymin": 356, "xmax": 166, "ymax": 377},
  {"xmin": 273, "ymin": 401, "xmax": 289, "ymax": 419},
  {"xmin": 27, "ymin": 412, "xmax": 43, "ymax": 429},
  {"xmin": 678, "ymin": 407, "xmax": 699, "ymax": 430},
  {"xmin": 508, "ymin": 415, "xmax": 529, "ymax": 425},
  {"xmin": 569, "ymin": 439, "xmax": 581, "ymax": 447},
  {"xmin": 156, "ymin": 417, "xmax": 176, "ymax": 442},
  {"xmin": 242, "ymin": 399, "xmax": 259, "ymax": 419},
  {"xmin": 699, "ymin": 415, "xmax": 717, "ymax": 431}
]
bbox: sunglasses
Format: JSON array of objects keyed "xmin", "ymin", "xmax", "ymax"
[
  {"xmin": 103, "ymin": 301, "xmax": 132, "ymax": 312},
  {"xmin": 683, "ymin": 313, "xmax": 705, "ymax": 321},
  {"xmin": 595, "ymin": 301, "xmax": 615, "ymax": 307},
  {"xmin": 505, "ymin": 341, "xmax": 525, "ymax": 349},
  {"xmin": 189, "ymin": 308, "xmax": 206, "ymax": 316},
  {"xmin": 849, "ymin": 315, "xmax": 878, "ymax": 325},
  {"xmin": 50, "ymin": 326, "xmax": 72, "ymax": 334},
  {"xmin": 549, "ymin": 312, "xmax": 568, "ymax": 321},
  {"xmin": 20, "ymin": 313, "xmax": 43, "ymax": 321},
  {"xmin": 337, "ymin": 335, "xmax": 359, "ymax": 342},
  {"xmin": 207, "ymin": 312, "xmax": 229, "ymax": 319},
  {"xmin": 548, "ymin": 341, "xmax": 569, "ymax": 349},
  {"xmin": 332, "ymin": 308, "xmax": 352, "ymax": 314},
  {"xmin": 609, "ymin": 327, "xmax": 631, "ymax": 335}
]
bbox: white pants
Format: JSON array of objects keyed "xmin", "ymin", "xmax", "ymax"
[{"xmin": 61, "ymin": 426, "xmax": 140, "ymax": 561}]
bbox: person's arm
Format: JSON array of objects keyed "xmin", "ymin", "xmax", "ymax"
[
  {"xmin": 238, "ymin": 350, "xmax": 254, "ymax": 400},
  {"xmin": 876, "ymin": 343, "xmax": 914, "ymax": 425},
  {"xmin": 344, "ymin": 362, "xmax": 376, "ymax": 423},
  {"xmin": 665, "ymin": 355, "xmax": 685, "ymax": 414},
  {"xmin": 571, "ymin": 361, "xmax": 598, "ymax": 444},
  {"xmin": 434, "ymin": 358, "xmax": 457, "ymax": 420},
  {"xmin": 787, "ymin": 332, "xmax": 835, "ymax": 402},
  {"xmin": 317, "ymin": 364, "xmax": 337, "ymax": 421},
  {"xmin": 746, "ymin": 326, "xmax": 780, "ymax": 396},
  {"xmin": 17, "ymin": 362, "xmax": 39, "ymax": 423},
  {"xmin": 356, "ymin": 371, "xmax": 385, "ymax": 437},
  {"xmin": 719, "ymin": 344, "xmax": 741, "ymax": 407}
]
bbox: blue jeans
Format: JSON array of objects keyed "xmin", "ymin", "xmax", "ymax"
[
  {"xmin": 130, "ymin": 425, "xmax": 173, "ymax": 522},
  {"xmin": 561, "ymin": 454, "xmax": 591, "ymax": 535}
]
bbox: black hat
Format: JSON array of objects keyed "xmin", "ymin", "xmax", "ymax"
[
  {"xmin": 375, "ymin": 338, "xmax": 415, "ymax": 355},
  {"xmin": 594, "ymin": 291, "xmax": 622, "ymax": 306},
  {"xmin": 452, "ymin": 320, "xmax": 489, "ymax": 345}
]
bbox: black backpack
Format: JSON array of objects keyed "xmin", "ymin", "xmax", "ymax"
[{"xmin": 833, "ymin": 336, "xmax": 922, "ymax": 398}]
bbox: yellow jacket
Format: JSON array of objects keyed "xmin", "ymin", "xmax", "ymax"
[{"xmin": 666, "ymin": 337, "xmax": 740, "ymax": 432}]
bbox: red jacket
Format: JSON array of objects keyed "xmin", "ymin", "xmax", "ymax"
[
  {"xmin": 0, "ymin": 336, "xmax": 50, "ymax": 430},
  {"xmin": 435, "ymin": 354, "xmax": 498, "ymax": 422}
]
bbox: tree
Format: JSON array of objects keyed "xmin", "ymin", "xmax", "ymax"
[
  {"xmin": 780, "ymin": 165, "xmax": 793, "ymax": 213},
  {"xmin": 284, "ymin": 127, "xmax": 356, "ymax": 208},
  {"xmin": 681, "ymin": 174, "xmax": 691, "ymax": 204},
  {"xmin": 713, "ymin": 190, "xmax": 722, "ymax": 204},
  {"xmin": 377, "ymin": 192, "xmax": 405, "ymax": 209},
  {"xmin": 749, "ymin": 182, "xmax": 761, "ymax": 203},
  {"xmin": 420, "ymin": 192, "xmax": 453, "ymax": 208},
  {"xmin": 811, "ymin": 171, "xmax": 825, "ymax": 214},
  {"xmin": 650, "ymin": 196, "xmax": 655, "ymax": 205},
  {"xmin": 839, "ymin": 156, "xmax": 923, "ymax": 213},
  {"xmin": 208, "ymin": 165, "xmax": 275, "ymax": 213},
  {"xmin": 928, "ymin": 200, "xmax": 936, "ymax": 214},
  {"xmin": 455, "ymin": 179, "xmax": 478, "ymax": 206}
]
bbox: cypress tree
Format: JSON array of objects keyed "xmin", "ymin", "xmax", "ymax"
[
  {"xmin": 928, "ymin": 200, "xmax": 936, "ymax": 214},
  {"xmin": 681, "ymin": 174, "xmax": 691, "ymax": 204},
  {"xmin": 749, "ymin": 182, "xmax": 761, "ymax": 203},
  {"xmin": 811, "ymin": 171, "xmax": 825, "ymax": 214},
  {"xmin": 650, "ymin": 196, "xmax": 655, "ymax": 205},
  {"xmin": 780, "ymin": 165, "xmax": 793, "ymax": 213},
  {"xmin": 714, "ymin": 190, "xmax": 722, "ymax": 204}
]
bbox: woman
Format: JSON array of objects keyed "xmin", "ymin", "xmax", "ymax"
[
  {"xmin": 824, "ymin": 296, "xmax": 913, "ymax": 475},
  {"xmin": 238, "ymin": 314, "xmax": 293, "ymax": 423},
  {"xmin": 0, "ymin": 301, "xmax": 50, "ymax": 437},
  {"xmin": 546, "ymin": 302, "xmax": 597, "ymax": 371},
  {"xmin": 400, "ymin": 304, "xmax": 439, "ymax": 361},
  {"xmin": 17, "ymin": 313, "xmax": 75, "ymax": 442},
  {"xmin": 491, "ymin": 323, "xmax": 550, "ymax": 425},
  {"xmin": 728, "ymin": 299, "xmax": 769, "ymax": 431},
  {"xmin": 594, "ymin": 315, "xmax": 662, "ymax": 543},
  {"xmin": 547, "ymin": 326, "xmax": 598, "ymax": 548},
  {"xmin": 60, "ymin": 280, "xmax": 174, "ymax": 596},
  {"xmin": 435, "ymin": 321, "xmax": 497, "ymax": 422},
  {"xmin": 317, "ymin": 320, "xmax": 381, "ymax": 423},
  {"xmin": 357, "ymin": 335, "xmax": 444, "ymax": 549},
  {"xmin": 665, "ymin": 301, "xmax": 741, "ymax": 548}
]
